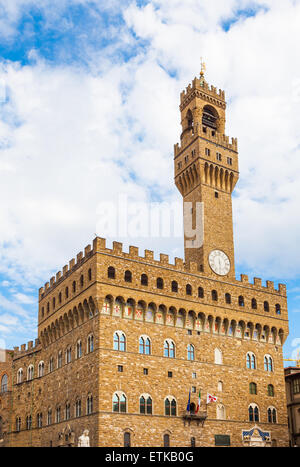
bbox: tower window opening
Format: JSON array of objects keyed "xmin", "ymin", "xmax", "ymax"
[{"xmin": 202, "ymin": 105, "xmax": 218, "ymax": 130}]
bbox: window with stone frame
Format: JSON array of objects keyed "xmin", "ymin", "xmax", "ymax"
[
  {"xmin": 113, "ymin": 331, "xmax": 126, "ymax": 352},
  {"xmin": 1, "ymin": 374, "xmax": 8, "ymax": 392},
  {"xmin": 87, "ymin": 394, "xmax": 93, "ymax": 415},
  {"xmin": 108, "ymin": 266, "xmax": 116, "ymax": 279},
  {"xmin": 164, "ymin": 339, "xmax": 175, "ymax": 358},
  {"xmin": 75, "ymin": 399, "xmax": 82, "ymax": 418},
  {"xmin": 87, "ymin": 334, "xmax": 94, "ymax": 353}
]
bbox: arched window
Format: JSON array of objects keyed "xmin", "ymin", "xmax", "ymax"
[
  {"xmin": 124, "ymin": 270, "xmax": 132, "ymax": 283},
  {"xmin": 38, "ymin": 361, "xmax": 44, "ymax": 378},
  {"xmin": 198, "ymin": 287, "xmax": 204, "ymax": 298},
  {"xmin": 47, "ymin": 302, "xmax": 50, "ymax": 314},
  {"xmin": 49, "ymin": 356, "xmax": 54, "ymax": 373},
  {"xmin": 16, "ymin": 417, "xmax": 21, "ymax": 432},
  {"xmin": 238, "ymin": 296, "xmax": 245, "ymax": 307},
  {"xmin": 164, "ymin": 340, "xmax": 175, "ymax": 358},
  {"xmin": 250, "ymin": 382, "xmax": 257, "ymax": 395},
  {"xmin": 108, "ymin": 266, "xmax": 115, "ymax": 279},
  {"xmin": 264, "ymin": 355, "xmax": 273, "ymax": 372},
  {"xmin": 52, "ymin": 297, "xmax": 55, "ymax": 310},
  {"xmin": 87, "ymin": 394, "xmax": 93, "ymax": 415},
  {"xmin": 165, "ymin": 397, "xmax": 176, "ymax": 416},
  {"xmin": 58, "ymin": 292, "xmax": 62, "ymax": 304},
  {"xmin": 275, "ymin": 304, "xmax": 281, "ymax": 315},
  {"xmin": 249, "ymin": 404, "xmax": 259, "ymax": 422},
  {"xmin": 202, "ymin": 105, "xmax": 218, "ymax": 130},
  {"xmin": 140, "ymin": 395, "xmax": 152, "ymax": 415},
  {"xmin": 65, "ymin": 287, "xmax": 69, "ymax": 299},
  {"xmin": 26, "ymin": 415, "xmax": 32, "ymax": 430},
  {"xmin": 75, "ymin": 399, "xmax": 82, "ymax": 418},
  {"xmin": 164, "ymin": 433, "xmax": 170, "ymax": 447},
  {"xmin": 225, "ymin": 293, "xmax": 231, "ymax": 304},
  {"xmin": 57, "ymin": 351, "xmax": 62, "ymax": 368},
  {"xmin": 268, "ymin": 407, "xmax": 277, "ymax": 424},
  {"xmin": 246, "ymin": 353, "xmax": 256, "ymax": 370},
  {"xmin": 80, "ymin": 275, "xmax": 84, "ymax": 287},
  {"xmin": 17, "ymin": 368, "xmax": 23, "ymax": 384},
  {"xmin": 217, "ymin": 404, "xmax": 226, "ymax": 420},
  {"xmin": 141, "ymin": 274, "xmax": 148, "ymax": 286},
  {"xmin": 187, "ymin": 109, "xmax": 194, "ymax": 130},
  {"xmin": 124, "ymin": 432, "xmax": 131, "ymax": 447},
  {"xmin": 139, "ymin": 336, "xmax": 151, "ymax": 355},
  {"xmin": 76, "ymin": 340, "xmax": 82, "ymax": 359},
  {"xmin": 186, "ymin": 284, "xmax": 192, "ymax": 296},
  {"xmin": 212, "ymin": 290, "xmax": 218, "ymax": 301},
  {"xmin": 72, "ymin": 281, "xmax": 76, "ymax": 293},
  {"xmin": 88, "ymin": 268, "xmax": 92, "ymax": 281},
  {"xmin": 87, "ymin": 334, "xmax": 94, "ymax": 353},
  {"xmin": 171, "ymin": 281, "xmax": 178, "ymax": 293},
  {"xmin": 65, "ymin": 346, "xmax": 72, "ymax": 364},
  {"xmin": 1, "ymin": 374, "xmax": 8, "ymax": 393},
  {"xmin": 268, "ymin": 384, "xmax": 275, "ymax": 397},
  {"xmin": 187, "ymin": 344, "xmax": 195, "ymax": 361},
  {"xmin": 113, "ymin": 393, "xmax": 126, "ymax": 413},
  {"xmin": 37, "ymin": 413, "xmax": 43, "ymax": 428},
  {"xmin": 113, "ymin": 331, "xmax": 126, "ymax": 352},
  {"xmin": 251, "ymin": 298, "xmax": 257, "ymax": 310},
  {"xmin": 215, "ymin": 348, "xmax": 223, "ymax": 365},
  {"xmin": 157, "ymin": 278, "xmax": 164, "ymax": 289},
  {"xmin": 27, "ymin": 365, "xmax": 34, "ymax": 381},
  {"xmin": 56, "ymin": 406, "xmax": 61, "ymax": 423},
  {"xmin": 47, "ymin": 408, "xmax": 52, "ymax": 425},
  {"xmin": 264, "ymin": 301, "xmax": 270, "ymax": 312},
  {"xmin": 65, "ymin": 402, "xmax": 70, "ymax": 420}
]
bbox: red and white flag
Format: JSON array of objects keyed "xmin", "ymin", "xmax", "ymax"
[{"xmin": 207, "ymin": 393, "xmax": 217, "ymax": 404}]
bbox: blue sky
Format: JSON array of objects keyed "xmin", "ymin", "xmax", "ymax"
[{"xmin": 0, "ymin": 0, "xmax": 300, "ymax": 365}]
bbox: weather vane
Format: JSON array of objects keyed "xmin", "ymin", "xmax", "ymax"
[{"xmin": 200, "ymin": 57, "xmax": 206, "ymax": 77}]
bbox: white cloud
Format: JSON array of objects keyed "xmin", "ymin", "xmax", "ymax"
[{"xmin": 0, "ymin": 0, "xmax": 300, "ymax": 349}]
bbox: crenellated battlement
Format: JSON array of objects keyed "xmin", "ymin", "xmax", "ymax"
[
  {"xmin": 39, "ymin": 244, "xmax": 93, "ymax": 299},
  {"xmin": 180, "ymin": 76, "xmax": 226, "ymax": 109},
  {"xmin": 13, "ymin": 338, "xmax": 41, "ymax": 357},
  {"xmin": 39, "ymin": 236, "xmax": 287, "ymax": 299}
]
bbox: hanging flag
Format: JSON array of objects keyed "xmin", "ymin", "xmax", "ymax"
[
  {"xmin": 207, "ymin": 393, "xmax": 217, "ymax": 404},
  {"xmin": 195, "ymin": 389, "xmax": 201, "ymax": 413},
  {"xmin": 186, "ymin": 389, "xmax": 191, "ymax": 412}
]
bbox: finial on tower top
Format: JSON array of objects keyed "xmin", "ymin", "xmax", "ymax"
[{"xmin": 200, "ymin": 57, "xmax": 206, "ymax": 77}]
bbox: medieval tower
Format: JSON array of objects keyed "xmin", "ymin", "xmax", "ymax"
[{"xmin": 0, "ymin": 67, "xmax": 290, "ymax": 448}]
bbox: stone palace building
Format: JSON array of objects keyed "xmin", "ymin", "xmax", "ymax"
[{"xmin": 0, "ymin": 68, "xmax": 290, "ymax": 447}]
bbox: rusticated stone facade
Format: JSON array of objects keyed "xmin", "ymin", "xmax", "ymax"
[{"xmin": 0, "ymin": 70, "xmax": 290, "ymax": 447}]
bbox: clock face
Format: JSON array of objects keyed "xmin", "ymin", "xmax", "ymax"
[{"xmin": 209, "ymin": 250, "xmax": 230, "ymax": 276}]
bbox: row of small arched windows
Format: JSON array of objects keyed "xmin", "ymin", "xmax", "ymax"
[
  {"xmin": 41, "ymin": 269, "xmax": 93, "ymax": 317},
  {"xmin": 250, "ymin": 382, "xmax": 275, "ymax": 397},
  {"xmin": 16, "ymin": 335, "xmax": 94, "ymax": 383},
  {"xmin": 112, "ymin": 392, "xmax": 177, "ymax": 416},
  {"xmin": 114, "ymin": 332, "xmax": 274, "ymax": 370},
  {"xmin": 107, "ymin": 267, "xmax": 281, "ymax": 314},
  {"xmin": 248, "ymin": 404, "xmax": 278, "ymax": 424},
  {"xmin": 15, "ymin": 395, "xmax": 93, "ymax": 431},
  {"xmin": 246, "ymin": 352, "xmax": 274, "ymax": 372}
]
